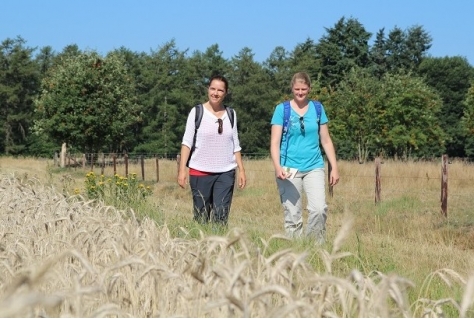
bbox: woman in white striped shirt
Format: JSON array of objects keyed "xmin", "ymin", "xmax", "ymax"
[{"xmin": 178, "ymin": 75, "xmax": 246, "ymax": 226}]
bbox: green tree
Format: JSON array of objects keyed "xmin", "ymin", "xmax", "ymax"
[
  {"xmin": 418, "ymin": 56, "xmax": 474, "ymax": 157},
  {"xmin": 380, "ymin": 73, "xmax": 445, "ymax": 159},
  {"xmin": 405, "ymin": 26, "xmax": 432, "ymax": 68},
  {"xmin": 0, "ymin": 36, "xmax": 39, "ymax": 155},
  {"xmin": 288, "ymin": 38, "xmax": 321, "ymax": 82},
  {"xmin": 134, "ymin": 40, "xmax": 198, "ymax": 156},
  {"xmin": 329, "ymin": 68, "xmax": 445, "ymax": 161},
  {"xmin": 25, "ymin": 45, "xmax": 59, "ymax": 157},
  {"xmin": 109, "ymin": 47, "xmax": 151, "ymax": 154},
  {"xmin": 461, "ymin": 84, "xmax": 474, "ymax": 158},
  {"xmin": 264, "ymin": 46, "xmax": 293, "ymax": 97},
  {"xmin": 228, "ymin": 47, "xmax": 279, "ymax": 154},
  {"xmin": 369, "ymin": 28, "xmax": 389, "ymax": 79},
  {"xmin": 187, "ymin": 44, "xmax": 231, "ymax": 100},
  {"xmin": 384, "ymin": 25, "xmax": 432, "ymax": 74},
  {"xmin": 35, "ymin": 46, "xmax": 56, "ymax": 77},
  {"xmin": 55, "ymin": 44, "xmax": 81, "ymax": 60},
  {"xmin": 327, "ymin": 67, "xmax": 383, "ymax": 162},
  {"xmin": 34, "ymin": 51, "xmax": 142, "ymax": 154},
  {"xmin": 315, "ymin": 17, "xmax": 371, "ymax": 88}
]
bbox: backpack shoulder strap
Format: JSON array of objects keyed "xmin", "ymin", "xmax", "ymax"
[
  {"xmin": 280, "ymin": 100, "xmax": 292, "ymax": 165},
  {"xmin": 187, "ymin": 104, "xmax": 203, "ymax": 168},
  {"xmin": 196, "ymin": 104, "xmax": 235, "ymax": 128},
  {"xmin": 282, "ymin": 100, "xmax": 291, "ymax": 134},
  {"xmin": 311, "ymin": 100, "xmax": 322, "ymax": 123},
  {"xmin": 194, "ymin": 103, "xmax": 204, "ymax": 129},
  {"xmin": 224, "ymin": 105, "xmax": 235, "ymax": 128},
  {"xmin": 311, "ymin": 100, "xmax": 322, "ymax": 139}
]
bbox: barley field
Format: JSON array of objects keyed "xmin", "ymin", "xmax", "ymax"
[{"xmin": 0, "ymin": 156, "xmax": 473, "ymax": 317}]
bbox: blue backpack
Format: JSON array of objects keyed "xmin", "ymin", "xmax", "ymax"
[{"xmin": 281, "ymin": 100, "xmax": 322, "ymax": 163}]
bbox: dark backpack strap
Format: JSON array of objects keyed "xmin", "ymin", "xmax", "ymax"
[
  {"xmin": 282, "ymin": 100, "xmax": 291, "ymax": 135},
  {"xmin": 224, "ymin": 105, "xmax": 235, "ymax": 128},
  {"xmin": 311, "ymin": 100, "xmax": 322, "ymax": 123},
  {"xmin": 192, "ymin": 104, "xmax": 204, "ymax": 150},
  {"xmin": 311, "ymin": 100, "xmax": 322, "ymax": 135},
  {"xmin": 283, "ymin": 100, "xmax": 321, "ymax": 132},
  {"xmin": 281, "ymin": 100, "xmax": 292, "ymax": 165},
  {"xmin": 187, "ymin": 104, "xmax": 203, "ymax": 167},
  {"xmin": 194, "ymin": 103, "xmax": 204, "ymax": 130}
]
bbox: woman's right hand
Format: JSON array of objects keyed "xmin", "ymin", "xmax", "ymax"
[
  {"xmin": 177, "ymin": 145, "xmax": 191, "ymax": 188},
  {"xmin": 275, "ymin": 166, "xmax": 287, "ymax": 180}
]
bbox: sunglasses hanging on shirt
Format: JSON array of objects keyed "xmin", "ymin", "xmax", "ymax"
[{"xmin": 299, "ymin": 116, "xmax": 305, "ymax": 133}]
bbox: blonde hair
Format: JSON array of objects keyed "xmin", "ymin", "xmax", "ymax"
[{"xmin": 290, "ymin": 72, "xmax": 311, "ymax": 88}]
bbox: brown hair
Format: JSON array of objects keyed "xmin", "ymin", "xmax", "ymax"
[
  {"xmin": 290, "ymin": 72, "xmax": 311, "ymax": 88},
  {"xmin": 209, "ymin": 74, "xmax": 229, "ymax": 92}
]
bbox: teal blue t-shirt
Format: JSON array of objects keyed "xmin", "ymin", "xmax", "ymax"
[{"xmin": 271, "ymin": 101, "xmax": 329, "ymax": 172}]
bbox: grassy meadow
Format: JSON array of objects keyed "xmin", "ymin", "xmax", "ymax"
[{"xmin": 0, "ymin": 156, "xmax": 473, "ymax": 317}]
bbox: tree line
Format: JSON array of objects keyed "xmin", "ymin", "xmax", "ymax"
[{"xmin": 1, "ymin": 17, "xmax": 473, "ymax": 162}]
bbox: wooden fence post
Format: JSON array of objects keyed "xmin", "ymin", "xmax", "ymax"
[
  {"xmin": 101, "ymin": 153, "xmax": 105, "ymax": 175},
  {"xmin": 375, "ymin": 157, "xmax": 381, "ymax": 204},
  {"xmin": 441, "ymin": 154, "xmax": 448, "ymax": 217},
  {"xmin": 141, "ymin": 155, "xmax": 145, "ymax": 181},
  {"xmin": 90, "ymin": 153, "xmax": 94, "ymax": 171},
  {"xmin": 113, "ymin": 155, "xmax": 117, "ymax": 175},
  {"xmin": 176, "ymin": 155, "xmax": 181, "ymax": 175},
  {"xmin": 124, "ymin": 153, "xmax": 129, "ymax": 176},
  {"xmin": 156, "ymin": 157, "xmax": 160, "ymax": 182},
  {"xmin": 60, "ymin": 143, "xmax": 66, "ymax": 168},
  {"xmin": 328, "ymin": 161, "xmax": 333, "ymax": 197},
  {"xmin": 54, "ymin": 152, "xmax": 59, "ymax": 167}
]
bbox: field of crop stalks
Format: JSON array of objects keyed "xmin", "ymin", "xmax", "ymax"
[{"xmin": 1, "ymin": 157, "xmax": 474, "ymax": 317}]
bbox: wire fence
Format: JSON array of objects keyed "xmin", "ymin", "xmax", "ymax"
[{"xmin": 57, "ymin": 152, "xmax": 474, "ymax": 218}]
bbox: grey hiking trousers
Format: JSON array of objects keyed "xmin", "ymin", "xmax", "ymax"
[{"xmin": 276, "ymin": 168, "xmax": 327, "ymax": 244}]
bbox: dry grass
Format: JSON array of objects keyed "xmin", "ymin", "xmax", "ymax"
[{"xmin": 1, "ymin": 157, "xmax": 474, "ymax": 317}]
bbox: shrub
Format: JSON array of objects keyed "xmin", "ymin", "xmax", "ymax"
[{"xmin": 84, "ymin": 171, "xmax": 152, "ymax": 209}]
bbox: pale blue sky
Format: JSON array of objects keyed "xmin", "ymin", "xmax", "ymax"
[{"xmin": 2, "ymin": 0, "xmax": 473, "ymax": 65}]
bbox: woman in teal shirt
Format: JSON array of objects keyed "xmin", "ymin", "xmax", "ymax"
[{"xmin": 270, "ymin": 72, "xmax": 339, "ymax": 244}]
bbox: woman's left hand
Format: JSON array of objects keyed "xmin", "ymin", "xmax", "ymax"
[
  {"xmin": 329, "ymin": 169, "xmax": 340, "ymax": 187},
  {"xmin": 238, "ymin": 170, "xmax": 247, "ymax": 189}
]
